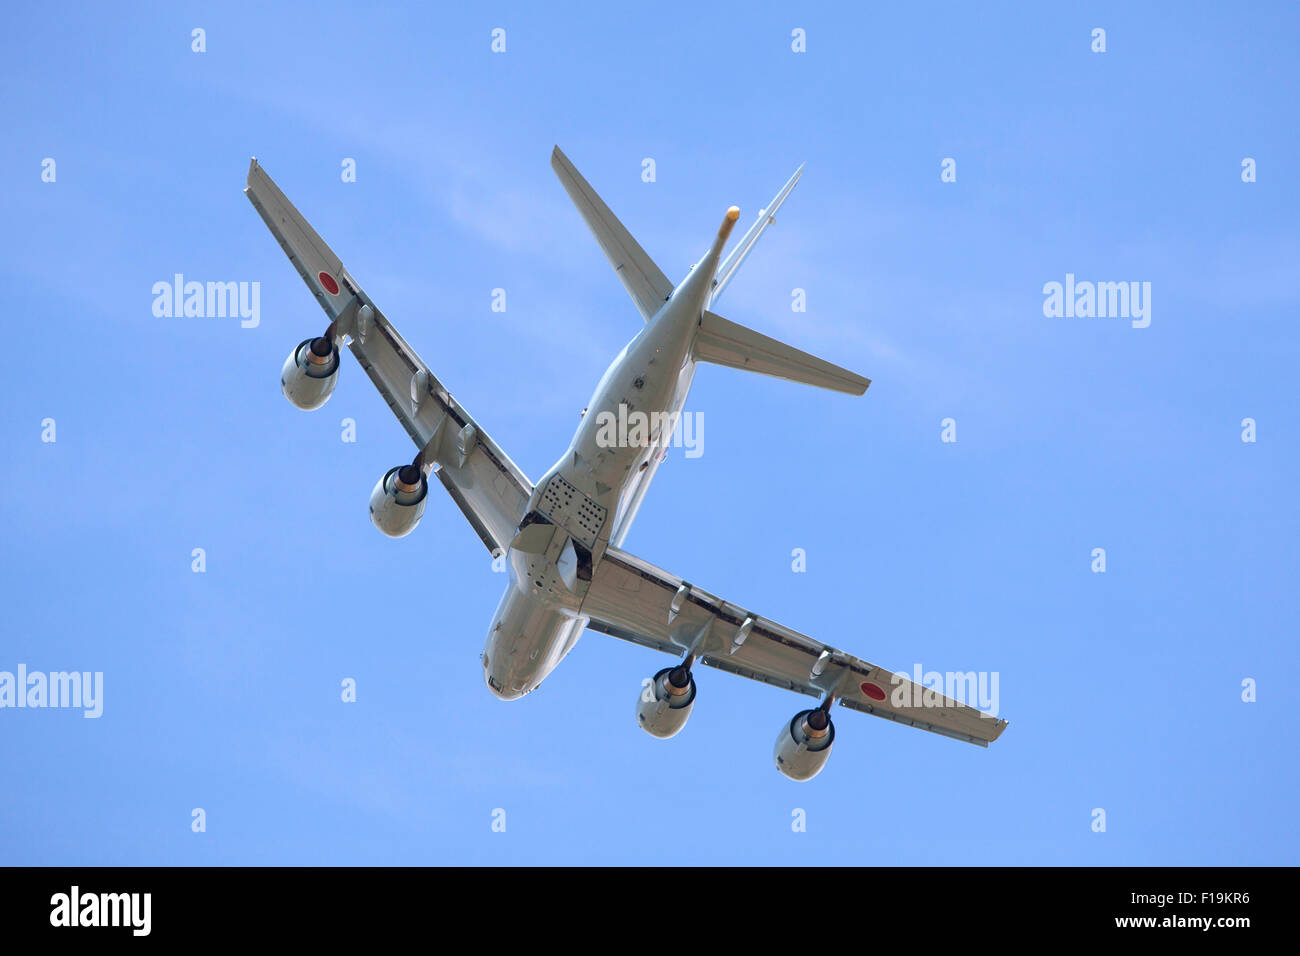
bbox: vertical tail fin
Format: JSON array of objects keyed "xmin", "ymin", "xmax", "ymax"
[{"xmin": 710, "ymin": 163, "xmax": 805, "ymax": 307}]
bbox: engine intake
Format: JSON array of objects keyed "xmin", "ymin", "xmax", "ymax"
[
  {"xmin": 368, "ymin": 464, "xmax": 429, "ymax": 538},
  {"xmin": 281, "ymin": 336, "xmax": 340, "ymax": 410},
  {"xmin": 635, "ymin": 665, "xmax": 696, "ymax": 739},
  {"xmin": 773, "ymin": 708, "xmax": 835, "ymax": 781}
]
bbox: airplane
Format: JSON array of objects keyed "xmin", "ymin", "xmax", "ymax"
[{"xmin": 244, "ymin": 147, "xmax": 1007, "ymax": 781}]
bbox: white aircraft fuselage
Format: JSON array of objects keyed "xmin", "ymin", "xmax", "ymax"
[
  {"xmin": 482, "ymin": 212, "xmax": 735, "ymax": 699},
  {"xmin": 249, "ymin": 151, "xmax": 1006, "ymax": 767}
]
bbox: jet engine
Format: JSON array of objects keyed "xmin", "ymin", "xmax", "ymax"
[
  {"xmin": 368, "ymin": 464, "xmax": 429, "ymax": 538},
  {"xmin": 636, "ymin": 665, "xmax": 696, "ymax": 738},
  {"xmin": 281, "ymin": 336, "xmax": 340, "ymax": 410},
  {"xmin": 773, "ymin": 708, "xmax": 835, "ymax": 781}
]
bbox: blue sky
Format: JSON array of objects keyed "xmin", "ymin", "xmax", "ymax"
[{"xmin": 2, "ymin": 2, "xmax": 1296, "ymax": 864}]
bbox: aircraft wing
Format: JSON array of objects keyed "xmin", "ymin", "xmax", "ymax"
[
  {"xmin": 244, "ymin": 158, "xmax": 532, "ymax": 556},
  {"xmin": 582, "ymin": 546, "xmax": 1008, "ymax": 746}
]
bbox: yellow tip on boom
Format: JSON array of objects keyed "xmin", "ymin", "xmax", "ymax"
[{"xmin": 718, "ymin": 206, "xmax": 741, "ymax": 241}]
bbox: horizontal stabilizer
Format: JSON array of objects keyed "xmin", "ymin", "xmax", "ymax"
[
  {"xmin": 694, "ymin": 310, "xmax": 870, "ymax": 396},
  {"xmin": 551, "ymin": 146, "xmax": 673, "ymax": 320}
]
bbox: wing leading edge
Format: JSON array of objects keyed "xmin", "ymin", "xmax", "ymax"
[
  {"xmin": 582, "ymin": 546, "xmax": 1008, "ymax": 747},
  {"xmin": 244, "ymin": 158, "xmax": 533, "ymax": 556}
]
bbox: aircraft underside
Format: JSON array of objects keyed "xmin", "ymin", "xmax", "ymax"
[{"xmin": 246, "ymin": 146, "xmax": 1006, "ymax": 782}]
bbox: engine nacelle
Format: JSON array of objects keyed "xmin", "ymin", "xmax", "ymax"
[
  {"xmin": 636, "ymin": 665, "xmax": 696, "ymax": 739},
  {"xmin": 281, "ymin": 337, "xmax": 340, "ymax": 410},
  {"xmin": 368, "ymin": 464, "xmax": 429, "ymax": 538},
  {"xmin": 773, "ymin": 708, "xmax": 835, "ymax": 781}
]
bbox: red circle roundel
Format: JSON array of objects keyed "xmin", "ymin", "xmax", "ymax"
[
  {"xmin": 861, "ymin": 681, "xmax": 887, "ymax": 701},
  {"xmin": 318, "ymin": 272, "xmax": 340, "ymax": 295}
]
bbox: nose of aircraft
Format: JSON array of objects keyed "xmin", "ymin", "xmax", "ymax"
[
  {"xmin": 483, "ymin": 669, "xmax": 528, "ymax": 700},
  {"xmin": 482, "ymin": 571, "xmax": 585, "ymax": 701},
  {"xmin": 482, "ymin": 642, "xmax": 536, "ymax": 700}
]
